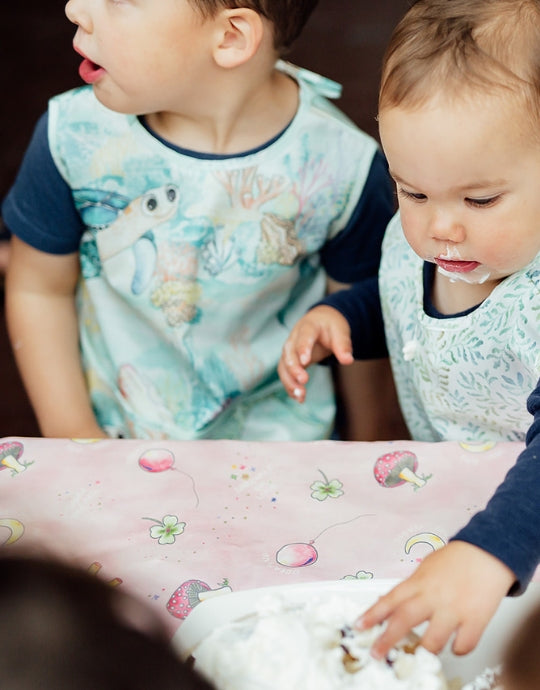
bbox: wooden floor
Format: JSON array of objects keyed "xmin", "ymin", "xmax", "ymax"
[{"xmin": 0, "ymin": 0, "xmax": 409, "ymax": 437}]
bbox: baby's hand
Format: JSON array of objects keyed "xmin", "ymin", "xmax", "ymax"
[
  {"xmin": 355, "ymin": 541, "xmax": 516, "ymax": 658},
  {"xmin": 278, "ymin": 305, "xmax": 353, "ymax": 402}
]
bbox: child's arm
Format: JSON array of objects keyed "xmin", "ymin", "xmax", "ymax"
[
  {"xmin": 6, "ymin": 236, "xmax": 107, "ymax": 438},
  {"xmin": 326, "ymin": 276, "xmax": 408, "ymax": 441},
  {"xmin": 278, "ymin": 305, "xmax": 354, "ymax": 402}
]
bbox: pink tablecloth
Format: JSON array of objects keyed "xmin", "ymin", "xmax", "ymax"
[{"xmin": 0, "ymin": 437, "xmax": 532, "ymax": 637}]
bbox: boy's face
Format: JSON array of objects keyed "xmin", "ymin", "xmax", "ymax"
[
  {"xmin": 65, "ymin": 0, "xmax": 215, "ymax": 115},
  {"xmin": 378, "ymin": 92, "xmax": 540, "ymax": 293}
]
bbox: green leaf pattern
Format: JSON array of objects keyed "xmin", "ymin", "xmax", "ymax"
[{"xmin": 380, "ymin": 215, "xmax": 540, "ymax": 442}]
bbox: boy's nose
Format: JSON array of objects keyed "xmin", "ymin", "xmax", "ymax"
[
  {"xmin": 65, "ymin": 0, "xmax": 92, "ymax": 31},
  {"xmin": 428, "ymin": 208, "xmax": 466, "ymax": 244}
]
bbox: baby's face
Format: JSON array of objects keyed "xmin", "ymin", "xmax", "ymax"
[{"xmin": 379, "ymin": 91, "xmax": 540, "ymax": 293}]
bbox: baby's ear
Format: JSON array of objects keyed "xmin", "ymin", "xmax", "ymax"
[{"xmin": 212, "ymin": 8, "xmax": 265, "ymax": 68}]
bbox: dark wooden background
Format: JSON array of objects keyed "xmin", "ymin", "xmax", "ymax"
[{"xmin": 0, "ymin": 0, "xmax": 410, "ymax": 436}]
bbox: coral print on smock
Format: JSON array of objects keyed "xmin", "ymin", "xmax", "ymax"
[{"xmin": 43, "ymin": 63, "xmax": 385, "ymax": 440}]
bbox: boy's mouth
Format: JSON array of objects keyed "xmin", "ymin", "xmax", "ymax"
[
  {"xmin": 73, "ymin": 46, "xmax": 106, "ymax": 84},
  {"xmin": 434, "ymin": 258, "xmax": 480, "ymax": 273}
]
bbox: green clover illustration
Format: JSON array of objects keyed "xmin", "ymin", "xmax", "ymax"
[
  {"xmin": 143, "ymin": 514, "xmax": 186, "ymax": 545},
  {"xmin": 310, "ymin": 469, "xmax": 344, "ymax": 501},
  {"xmin": 342, "ymin": 570, "xmax": 373, "ymax": 581}
]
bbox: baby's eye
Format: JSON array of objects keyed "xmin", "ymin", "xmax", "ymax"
[
  {"xmin": 397, "ymin": 188, "xmax": 427, "ymax": 202},
  {"xmin": 465, "ymin": 196, "xmax": 500, "ymax": 208}
]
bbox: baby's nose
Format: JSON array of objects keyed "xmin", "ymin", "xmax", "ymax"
[{"xmin": 428, "ymin": 208, "xmax": 466, "ymax": 244}]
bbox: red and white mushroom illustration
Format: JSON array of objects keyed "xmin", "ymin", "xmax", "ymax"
[
  {"xmin": 373, "ymin": 450, "xmax": 431, "ymax": 490},
  {"xmin": 166, "ymin": 579, "xmax": 232, "ymax": 619},
  {"xmin": 0, "ymin": 441, "xmax": 30, "ymax": 475}
]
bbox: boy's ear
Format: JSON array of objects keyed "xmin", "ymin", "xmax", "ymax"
[{"xmin": 213, "ymin": 8, "xmax": 265, "ymax": 68}]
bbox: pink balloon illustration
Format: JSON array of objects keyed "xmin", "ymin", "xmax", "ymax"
[
  {"xmin": 276, "ymin": 513, "xmax": 374, "ymax": 568},
  {"xmin": 138, "ymin": 448, "xmax": 175, "ymax": 472},
  {"xmin": 138, "ymin": 448, "xmax": 199, "ymax": 507},
  {"xmin": 276, "ymin": 541, "xmax": 318, "ymax": 567}
]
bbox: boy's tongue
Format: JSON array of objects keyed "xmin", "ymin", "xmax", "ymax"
[{"xmin": 78, "ymin": 58, "xmax": 105, "ymax": 84}]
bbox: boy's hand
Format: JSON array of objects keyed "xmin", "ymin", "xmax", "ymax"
[
  {"xmin": 356, "ymin": 541, "xmax": 516, "ymax": 658},
  {"xmin": 278, "ymin": 305, "xmax": 353, "ymax": 402}
]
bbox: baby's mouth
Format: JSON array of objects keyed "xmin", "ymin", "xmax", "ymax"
[{"xmin": 434, "ymin": 258, "xmax": 480, "ymax": 274}]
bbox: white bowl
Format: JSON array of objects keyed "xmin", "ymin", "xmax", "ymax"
[{"xmin": 172, "ymin": 579, "xmax": 540, "ymax": 686}]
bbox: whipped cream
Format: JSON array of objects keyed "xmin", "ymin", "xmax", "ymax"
[
  {"xmin": 192, "ymin": 594, "xmax": 447, "ymax": 690},
  {"xmin": 434, "ymin": 245, "xmax": 492, "ymax": 285},
  {"xmin": 461, "ymin": 665, "xmax": 503, "ymax": 690}
]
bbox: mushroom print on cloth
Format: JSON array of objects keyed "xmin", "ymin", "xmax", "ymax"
[
  {"xmin": 167, "ymin": 579, "xmax": 232, "ymax": 620},
  {"xmin": 0, "ymin": 441, "xmax": 33, "ymax": 475},
  {"xmin": 373, "ymin": 450, "xmax": 431, "ymax": 490}
]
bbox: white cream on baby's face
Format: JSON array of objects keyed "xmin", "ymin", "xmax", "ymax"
[
  {"xmin": 378, "ymin": 91, "xmax": 540, "ymax": 303},
  {"xmin": 435, "ymin": 244, "xmax": 493, "ymax": 285}
]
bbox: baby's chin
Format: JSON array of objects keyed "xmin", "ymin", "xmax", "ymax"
[{"xmin": 436, "ymin": 264, "xmax": 493, "ymax": 285}]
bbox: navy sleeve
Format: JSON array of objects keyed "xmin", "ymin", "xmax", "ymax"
[
  {"xmin": 320, "ymin": 149, "xmax": 394, "ymax": 283},
  {"xmin": 317, "ymin": 276, "xmax": 388, "ymax": 359},
  {"xmin": 1, "ymin": 112, "xmax": 84, "ymax": 254},
  {"xmin": 452, "ymin": 380, "xmax": 540, "ymax": 594}
]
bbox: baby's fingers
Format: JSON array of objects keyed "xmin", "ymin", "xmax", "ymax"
[
  {"xmin": 278, "ymin": 338, "xmax": 312, "ymax": 402},
  {"xmin": 356, "ymin": 584, "xmax": 409, "ymax": 631},
  {"xmin": 359, "ymin": 595, "xmax": 432, "ymax": 659},
  {"xmin": 450, "ymin": 616, "xmax": 488, "ymax": 656},
  {"xmin": 278, "ymin": 356, "xmax": 307, "ymax": 402}
]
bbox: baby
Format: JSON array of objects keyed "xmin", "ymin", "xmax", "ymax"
[{"xmin": 279, "ymin": 0, "xmax": 540, "ymax": 658}]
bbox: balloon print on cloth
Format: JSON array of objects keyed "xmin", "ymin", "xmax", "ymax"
[
  {"xmin": 275, "ymin": 513, "xmax": 374, "ymax": 568},
  {"xmin": 0, "ymin": 441, "xmax": 33, "ymax": 476},
  {"xmin": 373, "ymin": 450, "xmax": 431, "ymax": 490},
  {"xmin": 404, "ymin": 532, "xmax": 446, "ymax": 563},
  {"xmin": 167, "ymin": 579, "xmax": 232, "ymax": 620},
  {"xmin": 0, "ymin": 518, "xmax": 25, "ymax": 546},
  {"xmin": 138, "ymin": 448, "xmax": 200, "ymax": 507}
]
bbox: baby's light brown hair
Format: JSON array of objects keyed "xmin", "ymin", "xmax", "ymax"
[
  {"xmin": 379, "ymin": 0, "xmax": 540, "ymax": 124},
  {"xmin": 188, "ymin": 0, "xmax": 319, "ymax": 52}
]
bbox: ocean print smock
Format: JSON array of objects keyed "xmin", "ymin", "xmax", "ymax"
[
  {"xmin": 40, "ymin": 65, "xmax": 383, "ymax": 440},
  {"xmin": 380, "ymin": 213, "xmax": 540, "ymax": 443}
]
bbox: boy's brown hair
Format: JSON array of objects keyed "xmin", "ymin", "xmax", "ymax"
[
  {"xmin": 188, "ymin": 0, "xmax": 319, "ymax": 51},
  {"xmin": 379, "ymin": 0, "xmax": 540, "ymax": 117}
]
